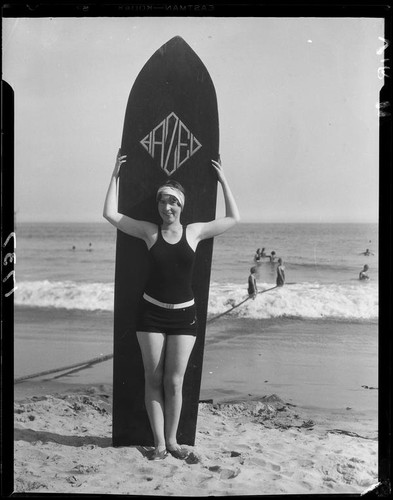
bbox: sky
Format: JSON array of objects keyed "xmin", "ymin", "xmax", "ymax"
[{"xmin": 2, "ymin": 16, "xmax": 383, "ymax": 223}]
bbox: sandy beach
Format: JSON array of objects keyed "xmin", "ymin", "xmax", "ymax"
[{"xmin": 14, "ymin": 381, "xmax": 378, "ymax": 496}]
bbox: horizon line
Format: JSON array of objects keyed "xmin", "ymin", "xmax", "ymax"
[{"xmin": 14, "ymin": 219, "xmax": 379, "ymax": 225}]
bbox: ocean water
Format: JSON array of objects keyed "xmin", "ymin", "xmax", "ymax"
[
  {"xmin": 14, "ymin": 222, "xmax": 378, "ymax": 321},
  {"xmin": 13, "ymin": 222, "xmax": 378, "ymax": 409}
]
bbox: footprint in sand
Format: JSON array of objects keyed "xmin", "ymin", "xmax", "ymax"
[
  {"xmin": 138, "ymin": 466, "xmax": 156, "ymax": 475},
  {"xmin": 207, "ymin": 465, "xmax": 240, "ymax": 480},
  {"xmin": 298, "ymin": 459, "xmax": 314, "ymax": 468},
  {"xmin": 300, "ymin": 479, "xmax": 313, "ymax": 491},
  {"xmin": 323, "ymin": 476, "xmax": 337, "ymax": 486},
  {"xmin": 230, "ymin": 443, "xmax": 251, "ymax": 451},
  {"xmin": 280, "ymin": 470, "xmax": 295, "ymax": 478},
  {"xmin": 220, "ymin": 467, "xmax": 240, "ymax": 480},
  {"xmin": 211, "ymin": 430, "xmax": 225, "ymax": 437},
  {"xmin": 71, "ymin": 464, "xmax": 99, "ymax": 474},
  {"xmin": 198, "ymin": 474, "xmax": 217, "ymax": 488},
  {"xmin": 254, "ymin": 442, "xmax": 264, "ymax": 453},
  {"xmin": 249, "ymin": 457, "xmax": 267, "ymax": 467},
  {"xmin": 267, "ymin": 472, "xmax": 281, "ymax": 481},
  {"xmin": 336, "ymin": 463, "xmax": 356, "ymax": 483}
]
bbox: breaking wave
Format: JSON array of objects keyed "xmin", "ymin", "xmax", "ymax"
[{"xmin": 14, "ymin": 280, "xmax": 378, "ymax": 321}]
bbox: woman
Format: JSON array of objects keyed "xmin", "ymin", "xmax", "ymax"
[{"xmin": 103, "ymin": 151, "xmax": 240, "ymax": 461}]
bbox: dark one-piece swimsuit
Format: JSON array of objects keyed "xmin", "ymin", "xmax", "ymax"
[{"xmin": 136, "ymin": 225, "xmax": 198, "ymax": 336}]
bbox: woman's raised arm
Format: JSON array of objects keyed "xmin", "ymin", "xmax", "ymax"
[
  {"xmin": 189, "ymin": 159, "xmax": 240, "ymax": 243},
  {"xmin": 103, "ymin": 150, "xmax": 155, "ymax": 241}
]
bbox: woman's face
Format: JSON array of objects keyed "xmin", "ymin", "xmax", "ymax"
[{"xmin": 158, "ymin": 194, "xmax": 182, "ymax": 222}]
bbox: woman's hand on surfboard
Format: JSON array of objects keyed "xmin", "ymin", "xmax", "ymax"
[
  {"xmin": 211, "ymin": 159, "xmax": 226, "ymax": 184},
  {"xmin": 114, "ymin": 149, "xmax": 127, "ymax": 178}
]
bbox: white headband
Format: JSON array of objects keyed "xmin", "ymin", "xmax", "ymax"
[{"xmin": 156, "ymin": 186, "xmax": 185, "ymax": 210}]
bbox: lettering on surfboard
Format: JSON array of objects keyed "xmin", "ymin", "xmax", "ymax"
[{"xmin": 140, "ymin": 112, "xmax": 202, "ymax": 175}]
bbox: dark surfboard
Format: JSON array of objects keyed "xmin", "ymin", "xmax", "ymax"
[{"xmin": 113, "ymin": 36, "xmax": 219, "ymax": 446}]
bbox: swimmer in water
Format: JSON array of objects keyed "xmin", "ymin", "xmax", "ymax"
[
  {"xmin": 361, "ymin": 248, "xmax": 374, "ymax": 256},
  {"xmin": 269, "ymin": 251, "xmax": 276, "ymax": 263},
  {"xmin": 359, "ymin": 264, "xmax": 370, "ymax": 281}
]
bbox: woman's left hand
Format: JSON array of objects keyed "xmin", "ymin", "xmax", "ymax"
[
  {"xmin": 211, "ymin": 159, "xmax": 226, "ymax": 184},
  {"xmin": 114, "ymin": 149, "xmax": 127, "ymax": 178}
]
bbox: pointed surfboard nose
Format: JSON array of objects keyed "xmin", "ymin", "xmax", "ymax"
[
  {"xmin": 168, "ymin": 35, "xmax": 186, "ymax": 44},
  {"xmin": 158, "ymin": 36, "xmax": 193, "ymax": 55}
]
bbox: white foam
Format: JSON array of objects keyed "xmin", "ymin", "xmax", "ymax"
[
  {"xmin": 208, "ymin": 281, "xmax": 378, "ymax": 320},
  {"xmin": 15, "ymin": 280, "xmax": 378, "ymax": 320},
  {"xmin": 15, "ymin": 280, "xmax": 114, "ymax": 311}
]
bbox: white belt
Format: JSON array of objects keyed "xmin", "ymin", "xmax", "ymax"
[{"xmin": 143, "ymin": 293, "xmax": 195, "ymax": 310}]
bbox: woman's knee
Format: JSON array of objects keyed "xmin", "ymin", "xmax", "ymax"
[
  {"xmin": 144, "ymin": 369, "xmax": 164, "ymax": 390},
  {"xmin": 163, "ymin": 373, "xmax": 183, "ymax": 396}
]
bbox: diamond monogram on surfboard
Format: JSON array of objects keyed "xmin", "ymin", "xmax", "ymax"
[{"xmin": 140, "ymin": 112, "xmax": 202, "ymax": 175}]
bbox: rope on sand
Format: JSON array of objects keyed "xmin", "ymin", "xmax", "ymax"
[
  {"xmin": 14, "ymin": 286, "xmax": 280, "ymax": 383},
  {"xmin": 14, "ymin": 353, "xmax": 113, "ymax": 384}
]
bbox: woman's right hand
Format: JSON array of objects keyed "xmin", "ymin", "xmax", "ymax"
[
  {"xmin": 211, "ymin": 158, "xmax": 226, "ymax": 184},
  {"xmin": 114, "ymin": 149, "xmax": 127, "ymax": 177}
]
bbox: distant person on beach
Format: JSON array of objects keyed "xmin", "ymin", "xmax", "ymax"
[
  {"xmin": 254, "ymin": 248, "xmax": 261, "ymax": 262},
  {"xmin": 104, "ymin": 151, "xmax": 240, "ymax": 461},
  {"xmin": 87, "ymin": 243, "xmax": 93, "ymax": 252},
  {"xmin": 248, "ymin": 266, "xmax": 258, "ymax": 299},
  {"xmin": 269, "ymin": 251, "xmax": 276, "ymax": 263},
  {"xmin": 359, "ymin": 264, "xmax": 370, "ymax": 281},
  {"xmin": 260, "ymin": 247, "xmax": 267, "ymax": 258},
  {"xmin": 276, "ymin": 258, "xmax": 286, "ymax": 287}
]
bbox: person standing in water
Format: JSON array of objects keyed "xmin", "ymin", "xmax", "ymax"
[
  {"xmin": 248, "ymin": 266, "xmax": 258, "ymax": 299},
  {"xmin": 276, "ymin": 258, "xmax": 286, "ymax": 287},
  {"xmin": 359, "ymin": 264, "xmax": 370, "ymax": 280},
  {"xmin": 103, "ymin": 151, "xmax": 240, "ymax": 461}
]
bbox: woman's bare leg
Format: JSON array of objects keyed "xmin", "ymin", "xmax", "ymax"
[
  {"xmin": 136, "ymin": 331, "xmax": 166, "ymax": 449},
  {"xmin": 163, "ymin": 334, "xmax": 196, "ymax": 448}
]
